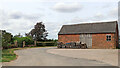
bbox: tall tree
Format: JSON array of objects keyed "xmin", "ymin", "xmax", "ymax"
[{"xmin": 27, "ymin": 22, "xmax": 48, "ymax": 41}]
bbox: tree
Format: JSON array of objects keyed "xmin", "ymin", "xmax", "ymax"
[
  {"xmin": 14, "ymin": 33, "xmax": 22, "ymax": 38},
  {"xmin": 2, "ymin": 30, "xmax": 13, "ymax": 49},
  {"xmin": 27, "ymin": 22, "xmax": 48, "ymax": 41}
]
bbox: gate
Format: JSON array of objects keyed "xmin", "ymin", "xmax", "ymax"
[{"xmin": 80, "ymin": 34, "xmax": 92, "ymax": 48}]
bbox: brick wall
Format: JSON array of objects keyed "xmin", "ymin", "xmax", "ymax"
[
  {"xmin": 92, "ymin": 33, "xmax": 116, "ymax": 49},
  {"xmin": 58, "ymin": 33, "xmax": 117, "ymax": 49},
  {"xmin": 58, "ymin": 34, "xmax": 80, "ymax": 44}
]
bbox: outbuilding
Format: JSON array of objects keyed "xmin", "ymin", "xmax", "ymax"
[{"xmin": 58, "ymin": 21, "xmax": 119, "ymax": 49}]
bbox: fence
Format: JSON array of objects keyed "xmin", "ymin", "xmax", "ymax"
[{"xmin": 36, "ymin": 41, "xmax": 57, "ymax": 46}]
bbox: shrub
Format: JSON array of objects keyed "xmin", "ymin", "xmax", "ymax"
[{"xmin": 12, "ymin": 36, "xmax": 34, "ymax": 47}]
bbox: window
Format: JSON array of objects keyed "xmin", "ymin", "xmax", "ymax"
[{"xmin": 106, "ymin": 35, "xmax": 111, "ymax": 41}]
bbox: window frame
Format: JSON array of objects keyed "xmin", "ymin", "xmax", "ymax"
[{"xmin": 106, "ymin": 35, "xmax": 111, "ymax": 41}]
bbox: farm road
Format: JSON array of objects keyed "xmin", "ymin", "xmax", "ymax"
[{"xmin": 2, "ymin": 47, "xmax": 112, "ymax": 66}]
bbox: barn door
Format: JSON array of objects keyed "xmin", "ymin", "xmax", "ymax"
[{"xmin": 80, "ymin": 34, "xmax": 92, "ymax": 48}]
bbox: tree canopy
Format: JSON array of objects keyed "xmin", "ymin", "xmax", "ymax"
[{"xmin": 26, "ymin": 22, "xmax": 48, "ymax": 41}]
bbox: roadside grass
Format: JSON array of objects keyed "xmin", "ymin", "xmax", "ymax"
[
  {"xmin": 2, "ymin": 49, "xmax": 17, "ymax": 62},
  {"xmin": 1, "ymin": 46, "xmax": 56, "ymax": 62}
]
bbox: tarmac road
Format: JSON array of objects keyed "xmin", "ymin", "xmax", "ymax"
[{"xmin": 2, "ymin": 47, "xmax": 112, "ymax": 66}]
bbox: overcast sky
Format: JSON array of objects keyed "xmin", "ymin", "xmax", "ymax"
[{"xmin": 0, "ymin": 0, "xmax": 119, "ymax": 39}]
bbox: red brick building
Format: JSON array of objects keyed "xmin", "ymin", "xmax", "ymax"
[{"xmin": 58, "ymin": 21, "xmax": 119, "ymax": 49}]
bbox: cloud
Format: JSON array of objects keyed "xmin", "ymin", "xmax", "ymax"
[
  {"xmin": 101, "ymin": 4, "xmax": 111, "ymax": 9},
  {"xmin": 0, "ymin": 9, "xmax": 43, "ymax": 36},
  {"xmin": 8, "ymin": 11, "xmax": 22, "ymax": 19},
  {"xmin": 68, "ymin": 10, "xmax": 117, "ymax": 24},
  {"xmin": 45, "ymin": 22, "xmax": 62, "ymax": 39},
  {"xmin": 68, "ymin": 13, "xmax": 105, "ymax": 23},
  {"xmin": 92, "ymin": 13, "xmax": 106, "ymax": 21},
  {"xmin": 8, "ymin": 11, "xmax": 42, "ymax": 20},
  {"xmin": 0, "ymin": 9, "xmax": 61, "ymax": 39},
  {"xmin": 53, "ymin": 2, "xmax": 82, "ymax": 13},
  {"xmin": 108, "ymin": 7, "xmax": 118, "ymax": 17}
]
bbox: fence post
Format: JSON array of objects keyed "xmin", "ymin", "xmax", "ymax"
[
  {"xmin": 23, "ymin": 41, "xmax": 25, "ymax": 48},
  {"xmin": 34, "ymin": 41, "xmax": 37, "ymax": 46},
  {"xmin": 14, "ymin": 40, "xmax": 18, "ymax": 47},
  {"xmin": 42, "ymin": 42, "xmax": 46, "ymax": 46}
]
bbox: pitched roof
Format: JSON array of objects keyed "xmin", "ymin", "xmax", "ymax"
[{"xmin": 58, "ymin": 21, "xmax": 117, "ymax": 35}]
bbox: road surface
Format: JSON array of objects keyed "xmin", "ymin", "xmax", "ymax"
[{"xmin": 2, "ymin": 47, "xmax": 112, "ymax": 66}]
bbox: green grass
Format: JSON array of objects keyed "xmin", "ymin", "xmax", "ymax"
[
  {"xmin": 2, "ymin": 49, "xmax": 17, "ymax": 62},
  {"xmin": 1, "ymin": 47, "xmax": 33, "ymax": 62}
]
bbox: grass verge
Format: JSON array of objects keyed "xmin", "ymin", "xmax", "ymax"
[{"xmin": 2, "ymin": 49, "xmax": 17, "ymax": 62}]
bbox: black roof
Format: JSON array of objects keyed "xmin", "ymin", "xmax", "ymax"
[{"xmin": 58, "ymin": 21, "xmax": 117, "ymax": 35}]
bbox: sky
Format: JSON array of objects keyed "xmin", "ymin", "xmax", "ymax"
[{"xmin": 0, "ymin": 0, "xmax": 119, "ymax": 39}]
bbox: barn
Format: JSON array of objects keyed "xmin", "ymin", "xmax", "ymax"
[{"xmin": 58, "ymin": 21, "xmax": 119, "ymax": 49}]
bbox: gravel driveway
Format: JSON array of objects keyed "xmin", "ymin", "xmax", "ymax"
[
  {"xmin": 2, "ymin": 47, "xmax": 113, "ymax": 66},
  {"xmin": 47, "ymin": 48, "xmax": 118, "ymax": 66}
]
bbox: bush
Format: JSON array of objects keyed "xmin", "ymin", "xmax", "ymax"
[{"xmin": 12, "ymin": 36, "xmax": 34, "ymax": 47}]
